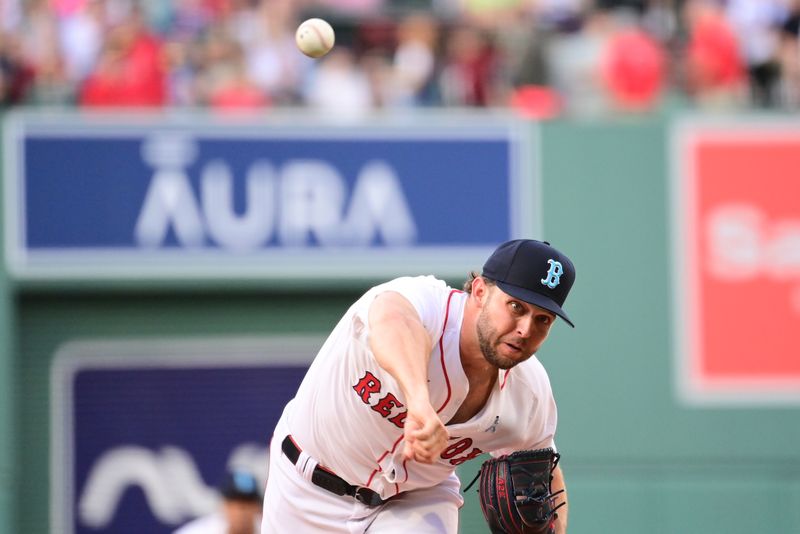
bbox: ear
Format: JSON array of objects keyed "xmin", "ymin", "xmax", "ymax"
[{"xmin": 472, "ymin": 277, "xmax": 490, "ymax": 305}]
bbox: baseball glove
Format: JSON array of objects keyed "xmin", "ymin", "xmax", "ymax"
[{"xmin": 469, "ymin": 448, "xmax": 564, "ymax": 534}]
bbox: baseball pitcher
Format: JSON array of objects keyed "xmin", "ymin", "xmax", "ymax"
[{"xmin": 262, "ymin": 239, "xmax": 576, "ymax": 533}]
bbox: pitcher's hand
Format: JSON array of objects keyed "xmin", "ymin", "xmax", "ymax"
[{"xmin": 402, "ymin": 401, "xmax": 448, "ymax": 463}]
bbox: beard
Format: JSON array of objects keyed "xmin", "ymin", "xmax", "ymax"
[{"xmin": 476, "ymin": 306, "xmax": 518, "ymax": 370}]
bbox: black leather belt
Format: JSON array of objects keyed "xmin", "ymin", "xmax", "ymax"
[{"xmin": 281, "ymin": 435, "xmax": 386, "ymax": 507}]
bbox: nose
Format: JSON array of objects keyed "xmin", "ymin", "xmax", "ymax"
[{"xmin": 516, "ymin": 315, "xmax": 533, "ymax": 338}]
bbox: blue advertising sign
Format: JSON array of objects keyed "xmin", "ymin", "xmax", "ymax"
[
  {"xmin": 4, "ymin": 112, "xmax": 538, "ymax": 280},
  {"xmin": 50, "ymin": 338, "xmax": 319, "ymax": 534}
]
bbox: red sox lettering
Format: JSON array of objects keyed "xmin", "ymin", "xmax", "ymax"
[
  {"xmin": 352, "ymin": 371, "xmax": 483, "ymax": 465},
  {"xmin": 352, "ymin": 370, "xmax": 408, "ymax": 428},
  {"xmin": 441, "ymin": 437, "xmax": 483, "ymax": 466}
]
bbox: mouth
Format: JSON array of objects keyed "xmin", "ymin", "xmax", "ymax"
[{"xmin": 503, "ymin": 342, "xmax": 522, "ymax": 353}]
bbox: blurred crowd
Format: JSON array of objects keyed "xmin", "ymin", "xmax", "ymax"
[{"xmin": 1, "ymin": 0, "xmax": 800, "ymax": 118}]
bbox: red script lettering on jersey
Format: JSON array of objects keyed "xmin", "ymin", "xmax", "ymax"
[
  {"xmin": 352, "ymin": 371, "xmax": 408, "ymax": 429},
  {"xmin": 352, "ymin": 371, "xmax": 485, "ymax": 465}
]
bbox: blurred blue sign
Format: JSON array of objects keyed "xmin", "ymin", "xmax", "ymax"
[
  {"xmin": 4, "ymin": 112, "xmax": 537, "ymax": 279},
  {"xmin": 50, "ymin": 338, "xmax": 318, "ymax": 534}
]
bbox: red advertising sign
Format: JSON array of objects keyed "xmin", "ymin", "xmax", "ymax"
[{"xmin": 675, "ymin": 122, "xmax": 800, "ymax": 404}]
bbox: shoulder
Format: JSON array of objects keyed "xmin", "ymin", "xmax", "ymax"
[
  {"xmin": 362, "ymin": 276, "xmax": 454, "ymax": 310},
  {"xmin": 494, "ymin": 357, "xmax": 558, "ymax": 453},
  {"xmin": 361, "ymin": 276, "xmax": 460, "ymax": 332},
  {"xmin": 509, "ymin": 356, "xmax": 553, "ymax": 396},
  {"xmin": 371, "ymin": 275, "xmax": 451, "ymax": 295}
]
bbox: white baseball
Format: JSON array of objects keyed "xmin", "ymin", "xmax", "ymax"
[{"xmin": 295, "ymin": 18, "xmax": 335, "ymax": 58}]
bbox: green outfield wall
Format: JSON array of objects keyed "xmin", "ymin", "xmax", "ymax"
[{"xmin": 1, "ymin": 114, "xmax": 799, "ymax": 534}]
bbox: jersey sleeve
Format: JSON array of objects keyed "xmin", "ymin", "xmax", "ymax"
[{"xmin": 353, "ymin": 276, "xmax": 450, "ymax": 342}]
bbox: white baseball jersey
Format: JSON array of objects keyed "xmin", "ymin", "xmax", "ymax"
[{"xmin": 279, "ymin": 275, "xmax": 558, "ymax": 500}]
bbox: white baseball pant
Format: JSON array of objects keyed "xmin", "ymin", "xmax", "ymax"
[{"xmin": 261, "ymin": 421, "xmax": 463, "ymax": 533}]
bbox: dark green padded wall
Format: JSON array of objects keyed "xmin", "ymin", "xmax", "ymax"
[{"xmin": 6, "ymin": 117, "xmax": 800, "ymax": 534}]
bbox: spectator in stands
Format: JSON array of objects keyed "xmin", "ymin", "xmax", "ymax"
[
  {"xmin": 600, "ymin": 18, "xmax": 667, "ymax": 112},
  {"xmin": 304, "ymin": 48, "xmax": 374, "ymax": 119},
  {"xmin": 682, "ymin": 0, "xmax": 746, "ymax": 108},
  {"xmin": 169, "ymin": 0, "xmax": 217, "ymax": 41},
  {"xmin": 208, "ymin": 41, "xmax": 270, "ymax": 111},
  {"xmin": 504, "ymin": 7, "xmax": 551, "ymax": 85},
  {"xmin": 439, "ymin": 25, "xmax": 500, "ymax": 106},
  {"xmin": 58, "ymin": 0, "xmax": 105, "ymax": 86},
  {"xmin": 24, "ymin": 40, "xmax": 73, "ymax": 105},
  {"xmin": 4, "ymin": 0, "xmax": 800, "ymax": 114},
  {"xmin": 237, "ymin": 0, "xmax": 306, "ymax": 106},
  {"xmin": 173, "ymin": 469, "xmax": 262, "ymax": 534},
  {"xmin": 162, "ymin": 37, "xmax": 199, "ymax": 106},
  {"xmin": 1, "ymin": 0, "xmax": 22, "ymax": 33},
  {"xmin": 193, "ymin": 22, "xmax": 268, "ymax": 109},
  {"xmin": 546, "ymin": 7, "xmax": 613, "ymax": 116},
  {"xmin": 726, "ymin": 0, "xmax": 788, "ymax": 108},
  {"xmin": 530, "ymin": 0, "xmax": 585, "ymax": 32},
  {"xmin": 79, "ymin": 6, "xmax": 166, "ymax": 107},
  {"xmin": 388, "ymin": 12, "xmax": 440, "ymax": 106},
  {"xmin": 316, "ymin": 0, "xmax": 385, "ymax": 17},
  {"xmin": 14, "ymin": 0, "xmax": 73, "ymax": 104},
  {"xmin": 778, "ymin": 0, "xmax": 800, "ymax": 107},
  {"xmin": 0, "ymin": 31, "xmax": 35, "ymax": 106}
]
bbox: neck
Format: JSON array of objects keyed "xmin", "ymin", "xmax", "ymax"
[
  {"xmin": 449, "ymin": 310, "xmax": 498, "ymax": 425},
  {"xmin": 459, "ymin": 300, "xmax": 498, "ymax": 384},
  {"xmin": 460, "ymin": 345, "xmax": 496, "ymax": 381}
]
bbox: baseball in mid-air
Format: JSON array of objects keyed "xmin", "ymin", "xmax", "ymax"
[{"xmin": 295, "ymin": 18, "xmax": 335, "ymax": 58}]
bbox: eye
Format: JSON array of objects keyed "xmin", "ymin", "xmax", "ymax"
[
  {"xmin": 538, "ymin": 315, "xmax": 553, "ymax": 325},
  {"xmin": 509, "ymin": 301, "xmax": 523, "ymax": 314}
]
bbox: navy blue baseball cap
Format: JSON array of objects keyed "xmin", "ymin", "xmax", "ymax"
[
  {"xmin": 482, "ymin": 239, "xmax": 576, "ymax": 327},
  {"xmin": 220, "ymin": 470, "xmax": 262, "ymax": 502}
]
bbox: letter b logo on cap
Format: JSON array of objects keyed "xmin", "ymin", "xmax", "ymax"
[{"xmin": 541, "ymin": 259, "xmax": 563, "ymax": 289}]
